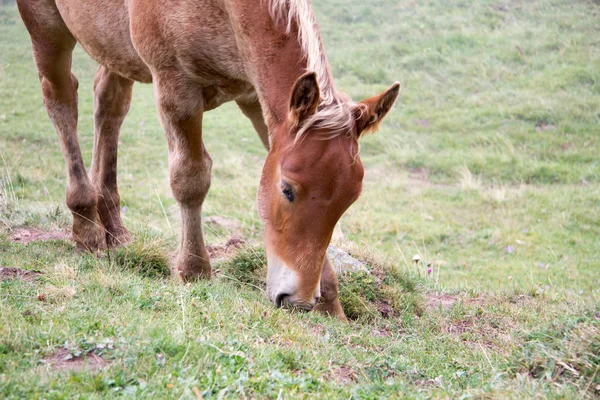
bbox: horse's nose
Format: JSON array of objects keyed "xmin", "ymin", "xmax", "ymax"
[
  {"xmin": 274, "ymin": 293, "xmax": 315, "ymax": 311},
  {"xmin": 275, "ymin": 293, "xmax": 290, "ymax": 308}
]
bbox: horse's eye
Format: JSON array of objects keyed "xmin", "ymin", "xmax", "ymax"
[{"xmin": 281, "ymin": 183, "xmax": 295, "ymax": 202}]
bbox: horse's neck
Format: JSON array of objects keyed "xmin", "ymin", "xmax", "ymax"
[{"xmin": 229, "ymin": 0, "xmax": 332, "ymax": 130}]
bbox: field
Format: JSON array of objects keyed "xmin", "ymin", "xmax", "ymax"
[{"xmin": 1, "ymin": 0, "xmax": 599, "ymax": 398}]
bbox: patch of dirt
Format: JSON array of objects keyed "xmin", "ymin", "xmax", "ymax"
[
  {"xmin": 22, "ymin": 310, "xmax": 39, "ymax": 322},
  {"xmin": 427, "ymin": 293, "xmax": 457, "ymax": 310},
  {"xmin": 268, "ymin": 334, "xmax": 296, "ymax": 349},
  {"xmin": 10, "ymin": 228, "xmax": 69, "ymax": 245},
  {"xmin": 42, "ymin": 348, "xmax": 110, "ymax": 372},
  {"xmin": 491, "ymin": 4, "xmax": 510, "ymax": 13},
  {"xmin": 225, "ymin": 235, "xmax": 245, "ymax": 248},
  {"xmin": 535, "ymin": 122, "xmax": 556, "ymax": 132},
  {"xmin": 561, "ymin": 142, "xmax": 575, "ymax": 151},
  {"xmin": 331, "ymin": 366, "xmax": 358, "ymax": 384},
  {"xmin": 374, "ymin": 300, "xmax": 393, "ymax": 319},
  {"xmin": 445, "ymin": 319, "xmax": 474, "ymax": 335},
  {"xmin": 429, "ymin": 292, "xmax": 521, "ymax": 311},
  {"xmin": 371, "ymin": 328, "xmax": 392, "ymax": 337},
  {"xmin": 310, "ymin": 323, "xmax": 326, "ymax": 336},
  {"xmin": 409, "ymin": 167, "xmax": 430, "ymax": 183},
  {"xmin": 414, "ymin": 377, "xmax": 443, "ymax": 387},
  {"xmin": 442, "ymin": 312, "xmax": 515, "ymax": 354},
  {"xmin": 427, "ymin": 293, "xmax": 514, "ymax": 348},
  {"xmin": 509, "ymin": 294, "xmax": 535, "ymax": 305},
  {"xmin": 0, "ymin": 267, "xmax": 42, "ymax": 283},
  {"xmin": 206, "ymin": 235, "xmax": 246, "ymax": 260}
]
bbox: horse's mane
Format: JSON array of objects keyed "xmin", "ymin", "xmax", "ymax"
[{"xmin": 267, "ymin": 0, "xmax": 363, "ymax": 139}]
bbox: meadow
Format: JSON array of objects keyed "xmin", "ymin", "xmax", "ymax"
[{"xmin": 1, "ymin": 0, "xmax": 599, "ymax": 398}]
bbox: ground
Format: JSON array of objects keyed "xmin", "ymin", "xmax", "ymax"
[{"xmin": 1, "ymin": 0, "xmax": 599, "ymax": 398}]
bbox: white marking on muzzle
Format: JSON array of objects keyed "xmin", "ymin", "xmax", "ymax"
[
  {"xmin": 266, "ymin": 252, "xmax": 322, "ymax": 306},
  {"xmin": 266, "ymin": 252, "xmax": 299, "ymax": 304}
]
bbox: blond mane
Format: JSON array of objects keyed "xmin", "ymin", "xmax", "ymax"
[{"xmin": 267, "ymin": 0, "xmax": 361, "ymax": 139}]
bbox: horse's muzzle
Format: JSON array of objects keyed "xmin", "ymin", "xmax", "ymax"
[{"xmin": 275, "ymin": 293, "xmax": 318, "ymax": 311}]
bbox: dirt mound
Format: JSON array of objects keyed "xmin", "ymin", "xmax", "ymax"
[{"xmin": 207, "ymin": 235, "xmax": 246, "ymax": 260}]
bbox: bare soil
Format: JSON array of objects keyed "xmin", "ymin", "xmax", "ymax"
[
  {"xmin": 427, "ymin": 293, "xmax": 457, "ymax": 310},
  {"xmin": 42, "ymin": 348, "xmax": 110, "ymax": 372},
  {"xmin": 374, "ymin": 299, "xmax": 393, "ymax": 318},
  {"xmin": 206, "ymin": 234, "xmax": 246, "ymax": 260},
  {"xmin": 331, "ymin": 365, "xmax": 358, "ymax": 384},
  {"xmin": 10, "ymin": 228, "xmax": 69, "ymax": 244},
  {"xmin": 0, "ymin": 266, "xmax": 42, "ymax": 283}
]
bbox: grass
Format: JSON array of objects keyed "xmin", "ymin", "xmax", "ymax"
[
  {"xmin": 113, "ymin": 232, "xmax": 172, "ymax": 279},
  {"xmin": 223, "ymin": 246, "xmax": 267, "ymax": 287},
  {"xmin": 1, "ymin": 0, "xmax": 600, "ymax": 397}
]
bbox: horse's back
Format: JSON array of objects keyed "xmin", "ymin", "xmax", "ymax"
[{"xmin": 20, "ymin": 0, "xmax": 252, "ymax": 105}]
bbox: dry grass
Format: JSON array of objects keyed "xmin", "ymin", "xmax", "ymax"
[{"xmin": 458, "ymin": 165, "xmax": 482, "ymax": 190}]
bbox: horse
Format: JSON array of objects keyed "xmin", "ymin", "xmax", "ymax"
[{"xmin": 16, "ymin": 0, "xmax": 400, "ymax": 319}]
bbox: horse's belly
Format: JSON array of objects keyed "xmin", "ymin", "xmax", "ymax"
[{"xmin": 56, "ymin": 0, "xmax": 153, "ymax": 83}]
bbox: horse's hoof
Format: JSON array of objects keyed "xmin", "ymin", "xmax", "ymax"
[
  {"xmin": 172, "ymin": 267, "xmax": 212, "ymax": 282},
  {"xmin": 172, "ymin": 251, "xmax": 211, "ymax": 282},
  {"xmin": 73, "ymin": 225, "xmax": 107, "ymax": 252},
  {"xmin": 106, "ymin": 227, "xmax": 133, "ymax": 248}
]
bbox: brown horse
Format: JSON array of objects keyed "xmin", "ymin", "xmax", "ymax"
[{"xmin": 17, "ymin": 0, "xmax": 400, "ymax": 319}]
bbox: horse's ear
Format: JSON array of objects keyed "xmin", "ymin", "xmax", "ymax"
[
  {"xmin": 289, "ymin": 72, "xmax": 320, "ymax": 126},
  {"xmin": 355, "ymin": 82, "xmax": 400, "ymax": 137}
]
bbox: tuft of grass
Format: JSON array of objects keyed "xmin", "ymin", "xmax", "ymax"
[
  {"xmin": 458, "ymin": 165, "xmax": 482, "ymax": 190},
  {"xmin": 220, "ymin": 245, "xmax": 267, "ymax": 288},
  {"xmin": 338, "ymin": 251, "xmax": 423, "ymax": 322},
  {"xmin": 113, "ymin": 233, "xmax": 171, "ymax": 278},
  {"xmin": 0, "ymin": 233, "xmax": 10, "ymax": 249},
  {"xmin": 338, "ymin": 270, "xmax": 383, "ymax": 321},
  {"xmin": 42, "ymin": 284, "xmax": 77, "ymax": 301}
]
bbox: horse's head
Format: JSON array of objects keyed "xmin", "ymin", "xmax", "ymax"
[{"xmin": 258, "ymin": 72, "xmax": 400, "ymax": 311}]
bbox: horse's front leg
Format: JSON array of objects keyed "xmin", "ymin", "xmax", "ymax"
[
  {"xmin": 155, "ymin": 73, "xmax": 212, "ymax": 281},
  {"xmin": 313, "ymin": 257, "xmax": 347, "ymax": 321},
  {"xmin": 236, "ymin": 98, "xmax": 270, "ymax": 150}
]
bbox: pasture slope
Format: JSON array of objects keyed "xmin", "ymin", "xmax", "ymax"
[{"xmin": 1, "ymin": 0, "xmax": 599, "ymax": 398}]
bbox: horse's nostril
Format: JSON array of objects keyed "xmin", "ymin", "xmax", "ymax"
[
  {"xmin": 275, "ymin": 294, "xmax": 317, "ymax": 311},
  {"xmin": 275, "ymin": 293, "xmax": 289, "ymax": 308}
]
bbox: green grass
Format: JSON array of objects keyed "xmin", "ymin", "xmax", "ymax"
[{"xmin": 1, "ymin": 0, "xmax": 600, "ymax": 397}]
